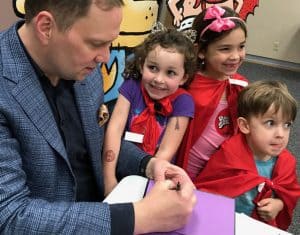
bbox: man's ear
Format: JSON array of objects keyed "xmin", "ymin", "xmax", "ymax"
[
  {"xmin": 237, "ymin": 117, "xmax": 250, "ymax": 134},
  {"xmin": 34, "ymin": 11, "xmax": 55, "ymax": 45}
]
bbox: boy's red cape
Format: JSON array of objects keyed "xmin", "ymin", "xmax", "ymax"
[
  {"xmin": 195, "ymin": 133, "xmax": 300, "ymax": 230},
  {"xmin": 176, "ymin": 73, "xmax": 248, "ymax": 173}
]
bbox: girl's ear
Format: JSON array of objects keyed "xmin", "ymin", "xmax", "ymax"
[
  {"xmin": 193, "ymin": 43, "xmax": 199, "ymax": 53},
  {"xmin": 198, "ymin": 50, "xmax": 205, "ymax": 61},
  {"xmin": 237, "ymin": 117, "xmax": 250, "ymax": 134},
  {"xmin": 194, "ymin": 43, "xmax": 205, "ymax": 60},
  {"xmin": 138, "ymin": 63, "xmax": 143, "ymax": 74},
  {"xmin": 179, "ymin": 74, "xmax": 189, "ymax": 86}
]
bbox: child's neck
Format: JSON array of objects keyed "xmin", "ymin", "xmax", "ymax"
[
  {"xmin": 199, "ymin": 70, "xmax": 230, "ymax": 81},
  {"xmin": 254, "ymin": 154, "xmax": 273, "ymax": 162}
]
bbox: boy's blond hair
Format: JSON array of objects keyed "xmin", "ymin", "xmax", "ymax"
[{"xmin": 238, "ymin": 80, "xmax": 297, "ymax": 121}]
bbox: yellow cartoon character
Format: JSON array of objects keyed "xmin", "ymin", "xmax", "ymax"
[
  {"xmin": 103, "ymin": 0, "xmax": 159, "ymax": 101},
  {"xmin": 13, "ymin": 0, "xmax": 25, "ymax": 18},
  {"xmin": 112, "ymin": 0, "xmax": 159, "ymax": 47}
]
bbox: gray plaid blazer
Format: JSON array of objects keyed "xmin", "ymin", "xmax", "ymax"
[{"xmin": 0, "ymin": 22, "xmax": 146, "ymax": 234}]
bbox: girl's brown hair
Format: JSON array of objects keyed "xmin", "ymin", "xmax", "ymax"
[{"xmin": 122, "ymin": 28, "xmax": 197, "ymax": 88}]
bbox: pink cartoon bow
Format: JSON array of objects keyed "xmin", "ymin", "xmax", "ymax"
[
  {"xmin": 204, "ymin": 5, "xmax": 226, "ymax": 20},
  {"xmin": 200, "ymin": 5, "xmax": 237, "ymax": 38}
]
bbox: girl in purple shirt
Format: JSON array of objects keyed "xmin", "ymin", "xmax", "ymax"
[{"xmin": 103, "ymin": 26, "xmax": 197, "ymax": 195}]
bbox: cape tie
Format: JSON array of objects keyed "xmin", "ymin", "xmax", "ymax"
[{"xmin": 130, "ymin": 85, "xmax": 173, "ymax": 155}]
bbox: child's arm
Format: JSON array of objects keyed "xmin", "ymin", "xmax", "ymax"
[
  {"xmin": 154, "ymin": 116, "xmax": 190, "ymax": 162},
  {"xmin": 256, "ymin": 197, "xmax": 284, "ymax": 221},
  {"xmin": 102, "ymin": 94, "xmax": 130, "ymax": 196}
]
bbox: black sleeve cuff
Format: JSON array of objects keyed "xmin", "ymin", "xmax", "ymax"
[
  {"xmin": 139, "ymin": 155, "xmax": 152, "ymax": 177},
  {"xmin": 110, "ymin": 203, "xmax": 134, "ymax": 235}
]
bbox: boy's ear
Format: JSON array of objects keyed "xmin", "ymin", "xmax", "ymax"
[{"xmin": 237, "ymin": 117, "xmax": 250, "ymax": 134}]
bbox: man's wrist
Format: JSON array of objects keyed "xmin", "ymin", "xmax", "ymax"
[{"xmin": 139, "ymin": 155, "xmax": 152, "ymax": 178}]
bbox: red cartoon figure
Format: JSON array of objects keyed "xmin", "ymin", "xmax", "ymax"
[{"xmin": 167, "ymin": 0, "xmax": 258, "ymax": 30}]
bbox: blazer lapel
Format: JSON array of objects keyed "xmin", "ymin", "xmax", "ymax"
[
  {"xmin": 73, "ymin": 75, "xmax": 103, "ymax": 162},
  {"xmin": 73, "ymin": 72, "xmax": 104, "ymax": 194},
  {"xmin": 2, "ymin": 22, "xmax": 67, "ymax": 160},
  {"xmin": 12, "ymin": 75, "xmax": 68, "ymax": 160}
]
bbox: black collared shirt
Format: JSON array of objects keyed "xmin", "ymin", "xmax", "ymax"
[{"xmin": 37, "ymin": 74, "xmax": 99, "ymax": 202}]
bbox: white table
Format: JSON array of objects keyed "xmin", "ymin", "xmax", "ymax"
[{"xmin": 104, "ymin": 176, "xmax": 292, "ymax": 235}]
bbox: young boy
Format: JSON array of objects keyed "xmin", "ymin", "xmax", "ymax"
[{"xmin": 195, "ymin": 80, "xmax": 300, "ymax": 230}]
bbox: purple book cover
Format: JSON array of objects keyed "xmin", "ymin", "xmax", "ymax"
[{"xmin": 144, "ymin": 180, "xmax": 235, "ymax": 235}]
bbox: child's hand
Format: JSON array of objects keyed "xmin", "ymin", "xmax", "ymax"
[
  {"xmin": 104, "ymin": 177, "xmax": 118, "ymax": 197},
  {"xmin": 256, "ymin": 198, "xmax": 284, "ymax": 221}
]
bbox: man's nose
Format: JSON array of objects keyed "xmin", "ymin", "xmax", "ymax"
[{"xmin": 94, "ymin": 46, "xmax": 110, "ymax": 63}]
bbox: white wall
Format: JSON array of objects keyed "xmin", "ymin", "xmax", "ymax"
[
  {"xmin": 159, "ymin": 0, "xmax": 300, "ymax": 65},
  {"xmin": 1, "ymin": 0, "xmax": 299, "ymax": 64},
  {"xmin": 245, "ymin": 0, "xmax": 300, "ymax": 64},
  {"xmin": 0, "ymin": 0, "xmax": 19, "ymax": 31}
]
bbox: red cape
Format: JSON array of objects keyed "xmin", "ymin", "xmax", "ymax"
[
  {"xmin": 195, "ymin": 133, "xmax": 300, "ymax": 230},
  {"xmin": 176, "ymin": 73, "xmax": 248, "ymax": 173},
  {"xmin": 130, "ymin": 87, "xmax": 189, "ymax": 155}
]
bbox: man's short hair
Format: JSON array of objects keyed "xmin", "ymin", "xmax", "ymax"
[{"xmin": 25, "ymin": 0, "xmax": 124, "ymax": 31}]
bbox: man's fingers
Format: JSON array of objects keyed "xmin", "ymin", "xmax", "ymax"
[{"xmin": 163, "ymin": 179, "xmax": 176, "ymax": 190}]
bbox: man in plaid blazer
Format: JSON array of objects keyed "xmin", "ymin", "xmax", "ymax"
[{"xmin": 0, "ymin": 0, "xmax": 196, "ymax": 234}]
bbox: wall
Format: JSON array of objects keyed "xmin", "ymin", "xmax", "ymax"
[
  {"xmin": 2, "ymin": 0, "xmax": 300, "ymax": 64},
  {"xmin": 158, "ymin": 0, "xmax": 300, "ymax": 65},
  {"xmin": 0, "ymin": 0, "xmax": 19, "ymax": 31},
  {"xmin": 245, "ymin": 0, "xmax": 300, "ymax": 64}
]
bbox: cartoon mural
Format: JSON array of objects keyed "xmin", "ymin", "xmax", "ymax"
[
  {"xmin": 167, "ymin": 0, "xmax": 259, "ymax": 31},
  {"xmin": 13, "ymin": 0, "xmax": 25, "ymax": 18},
  {"xmin": 12, "ymin": 0, "xmax": 259, "ymax": 101},
  {"xmin": 13, "ymin": 0, "xmax": 160, "ymax": 102},
  {"xmin": 104, "ymin": 0, "xmax": 159, "ymax": 102}
]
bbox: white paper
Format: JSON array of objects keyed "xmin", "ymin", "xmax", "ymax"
[
  {"xmin": 235, "ymin": 213, "xmax": 292, "ymax": 235},
  {"xmin": 103, "ymin": 175, "xmax": 147, "ymax": 203}
]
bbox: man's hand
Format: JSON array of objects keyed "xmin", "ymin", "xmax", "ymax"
[{"xmin": 133, "ymin": 158, "xmax": 196, "ymax": 234}]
